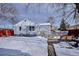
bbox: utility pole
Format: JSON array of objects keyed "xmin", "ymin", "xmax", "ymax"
[{"xmin": 75, "ymin": 9, "xmax": 79, "ymax": 29}]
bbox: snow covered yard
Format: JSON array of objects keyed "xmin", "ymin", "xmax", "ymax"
[
  {"xmin": 53, "ymin": 42, "xmax": 79, "ymax": 56},
  {"xmin": 0, "ymin": 36, "xmax": 48, "ymax": 56}
]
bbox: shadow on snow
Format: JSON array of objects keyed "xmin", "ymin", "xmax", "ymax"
[{"xmin": 0, "ymin": 48, "xmax": 31, "ymax": 56}]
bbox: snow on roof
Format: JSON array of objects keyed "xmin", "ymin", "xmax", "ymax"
[
  {"xmin": 14, "ymin": 20, "xmax": 24, "ymax": 26},
  {"xmin": 39, "ymin": 23, "xmax": 51, "ymax": 26},
  {"xmin": 22, "ymin": 19, "xmax": 35, "ymax": 26},
  {"xmin": 0, "ymin": 20, "xmax": 13, "ymax": 29},
  {"xmin": 15, "ymin": 19, "xmax": 35, "ymax": 26},
  {"xmin": 0, "ymin": 25, "xmax": 13, "ymax": 29}
]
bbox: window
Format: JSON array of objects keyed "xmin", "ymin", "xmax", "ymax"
[
  {"xmin": 32, "ymin": 26, "xmax": 35, "ymax": 31},
  {"xmin": 29, "ymin": 26, "xmax": 31, "ymax": 31},
  {"xmin": 29, "ymin": 26, "xmax": 35, "ymax": 31},
  {"xmin": 19, "ymin": 26, "xmax": 21, "ymax": 31}
]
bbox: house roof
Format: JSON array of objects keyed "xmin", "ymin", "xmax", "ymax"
[
  {"xmin": 0, "ymin": 20, "xmax": 13, "ymax": 29},
  {"xmin": 15, "ymin": 19, "xmax": 35, "ymax": 26},
  {"xmin": 39, "ymin": 23, "xmax": 51, "ymax": 26},
  {"xmin": 22, "ymin": 19, "xmax": 35, "ymax": 26},
  {"xmin": 0, "ymin": 25, "xmax": 13, "ymax": 29}
]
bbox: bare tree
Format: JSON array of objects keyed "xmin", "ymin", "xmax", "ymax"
[
  {"xmin": 48, "ymin": 16, "xmax": 55, "ymax": 30},
  {"xmin": 55, "ymin": 3, "xmax": 79, "ymax": 29},
  {"xmin": 0, "ymin": 3, "xmax": 18, "ymax": 24}
]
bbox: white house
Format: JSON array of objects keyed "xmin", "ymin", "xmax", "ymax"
[
  {"xmin": 14, "ymin": 19, "xmax": 36, "ymax": 36},
  {"xmin": 14, "ymin": 19, "xmax": 52, "ymax": 37}
]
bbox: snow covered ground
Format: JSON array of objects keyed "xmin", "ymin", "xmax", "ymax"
[
  {"xmin": 53, "ymin": 42, "xmax": 79, "ymax": 56},
  {"xmin": 0, "ymin": 36, "xmax": 48, "ymax": 56}
]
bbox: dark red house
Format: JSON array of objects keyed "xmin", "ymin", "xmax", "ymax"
[
  {"xmin": 0, "ymin": 23, "xmax": 14, "ymax": 37},
  {"xmin": 0, "ymin": 29, "xmax": 14, "ymax": 37},
  {"xmin": 68, "ymin": 29, "xmax": 79, "ymax": 37}
]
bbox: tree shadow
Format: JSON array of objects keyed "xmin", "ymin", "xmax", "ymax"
[{"xmin": 0, "ymin": 48, "xmax": 31, "ymax": 56}]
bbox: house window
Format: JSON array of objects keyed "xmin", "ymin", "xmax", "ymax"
[
  {"xmin": 29, "ymin": 26, "xmax": 35, "ymax": 31},
  {"xmin": 32, "ymin": 26, "xmax": 35, "ymax": 31},
  {"xmin": 19, "ymin": 26, "xmax": 21, "ymax": 31},
  {"xmin": 29, "ymin": 26, "xmax": 31, "ymax": 31}
]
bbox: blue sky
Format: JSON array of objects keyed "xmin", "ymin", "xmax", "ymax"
[{"xmin": 12, "ymin": 3, "xmax": 76, "ymax": 28}]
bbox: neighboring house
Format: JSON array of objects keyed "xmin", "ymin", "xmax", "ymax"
[
  {"xmin": 66, "ymin": 24, "xmax": 79, "ymax": 37},
  {"xmin": 36, "ymin": 23, "xmax": 51, "ymax": 37},
  {"xmin": 66, "ymin": 24, "xmax": 79, "ymax": 30},
  {"xmin": 0, "ymin": 23, "xmax": 14, "ymax": 37},
  {"xmin": 14, "ymin": 19, "xmax": 36, "ymax": 36}
]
